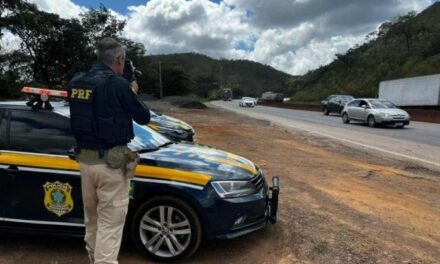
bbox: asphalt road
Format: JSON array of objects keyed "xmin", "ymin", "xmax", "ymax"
[{"xmin": 211, "ymin": 100, "xmax": 440, "ymax": 171}]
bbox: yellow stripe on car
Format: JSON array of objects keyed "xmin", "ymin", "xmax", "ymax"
[
  {"xmin": 0, "ymin": 152, "xmax": 80, "ymax": 171},
  {"xmin": 148, "ymin": 124, "xmax": 160, "ymax": 131},
  {"xmin": 136, "ymin": 166, "xmax": 211, "ymax": 186},
  {"xmin": 207, "ymin": 157, "xmax": 257, "ymax": 175},
  {"xmin": 0, "ymin": 152, "xmax": 211, "ymax": 186}
]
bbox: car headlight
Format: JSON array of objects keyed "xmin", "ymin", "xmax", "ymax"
[
  {"xmin": 380, "ymin": 112, "xmax": 390, "ymax": 118},
  {"xmin": 211, "ymin": 180, "xmax": 257, "ymax": 198}
]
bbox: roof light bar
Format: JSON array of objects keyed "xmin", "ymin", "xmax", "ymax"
[{"xmin": 21, "ymin": 87, "xmax": 68, "ymax": 98}]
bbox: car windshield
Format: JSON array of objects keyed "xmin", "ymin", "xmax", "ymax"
[
  {"xmin": 369, "ymin": 100, "xmax": 397, "ymax": 109},
  {"xmin": 61, "ymin": 109, "xmax": 171, "ymax": 152},
  {"xmin": 129, "ymin": 123, "xmax": 172, "ymax": 152},
  {"xmin": 340, "ymin": 96, "xmax": 354, "ymax": 101}
]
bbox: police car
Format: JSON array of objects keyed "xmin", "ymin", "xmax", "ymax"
[
  {"xmin": 148, "ymin": 110, "xmax": 196, "ymax": 142},
  {"xmin": 0, "ymin": 88, "xmax": 279, "ymax": 261}
]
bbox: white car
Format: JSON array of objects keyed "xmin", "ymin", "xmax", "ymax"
[
  {"xmin": 239, "ymin": 97, "xmax": 255, "ymax": 107},
  {"xmin": 342, "ymin": 98, "xmax": 410, "ymax": 128}
]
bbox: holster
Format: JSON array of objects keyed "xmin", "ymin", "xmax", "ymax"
[{"xmin": 124, "ymin": 150, "xmax": 140, "ymax": 179}]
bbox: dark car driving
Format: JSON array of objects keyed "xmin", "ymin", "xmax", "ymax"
[{"xmin": 321, "ymin": 95, "xmax": 355, "ymax": 115}]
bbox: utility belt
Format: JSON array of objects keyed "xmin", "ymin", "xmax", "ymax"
[{"xmin": 76, "ymin": 146, "xmax": 140, "ymax": 179}]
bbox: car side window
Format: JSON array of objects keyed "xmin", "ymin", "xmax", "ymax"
[
  {"xmin": 9, "ymin": 110, "xmax": 75, "ymax": 155},
  {"xmin": 0, "ymin": 109, "xmax": 6, "ymax": 149},
  {"xmin": 347, "ymin": 100, "xmax": 359, "ymax": 107},
  {"xmin": 359, "ymin": 100, "xmax": 369, "ymax": 107}
]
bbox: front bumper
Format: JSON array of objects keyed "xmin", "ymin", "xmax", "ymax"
[
  {"xmin": 379, "ymin": 120, "xmax": 410, "ymax": 126},
  {"xmin": 213, "ymin": 176, "xmax": 280, "ymax": 239}
]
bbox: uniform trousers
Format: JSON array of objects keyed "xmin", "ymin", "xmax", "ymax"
[{"xmin": 80, "ymin": 163, "xmax": 130, "ymax": 264}]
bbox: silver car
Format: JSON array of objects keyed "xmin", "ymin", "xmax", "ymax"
[{"xmin": 342, "ymin": 99, "xmax": 410, "ymax": 128}]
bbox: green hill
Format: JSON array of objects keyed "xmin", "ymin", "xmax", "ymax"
[
  {"xmin": 288, "ymin": 2, "xmax": 440, "ymax": 103},
  {"xmin": 148, "ymin": 53, "xmax": 292, "ymax": 98}
]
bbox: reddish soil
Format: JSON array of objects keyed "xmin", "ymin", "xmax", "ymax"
[{"xmin": 0, "ymin": 107, "xmax": 439, "ymax": 264}]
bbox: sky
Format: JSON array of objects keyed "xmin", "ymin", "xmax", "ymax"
[{"xmin": 2, "ymin": 0, "xmax": 438, "ymax": 75}]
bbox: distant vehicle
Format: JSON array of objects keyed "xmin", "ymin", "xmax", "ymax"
[
  {"xmin": 379, "ymin": 74, "xmax": 440, "ymax": 107},
  {"xmin": 321, "ymin": 95, "xmax": 354, "ymax": 115},
  {"xmin": 342, "ymin": 99, "xmax": 410, "ymax": 128},
  {"xmin": 239, "ymin": 97, "xmax": 255, "ymax": 107},
  {"xmin": 222, "ymin": 88, "xmax": 233, "ymax": 101},
  {"xmin": 261, "ymin": 92, "xmax": 284, "ymax": 103}
]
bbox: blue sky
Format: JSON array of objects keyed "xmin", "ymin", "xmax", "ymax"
[
  {"xmin": 72, "ymin": 0, "xmax": 146, "ymax": 14},
  {"xmin": 71, "ymin": 0, "xmax": 223, "ymax": 14}
]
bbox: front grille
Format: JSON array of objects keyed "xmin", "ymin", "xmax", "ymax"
[
  {"xmin": 251, "ymin": 172, "xmax": 265, "ymax": 190},
  {"xmin": 391, "ymin": 114, "xmax": 406, "ymax": 120}
]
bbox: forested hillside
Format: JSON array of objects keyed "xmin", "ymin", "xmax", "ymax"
[
  {"xmin": 288, "ymin": 2, "xmax": 440, "ymax": 102},
  {"xmin": 149, "ymin": 53, "xmax": 292, "ymax": 98}
]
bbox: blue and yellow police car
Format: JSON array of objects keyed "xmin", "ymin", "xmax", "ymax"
[
  {"xmin": 0, "ymin": 87, "xmax": 279, "ymax": 261},
  {"xmin": 148, "ymin": 110, "xmax": 196, "ymax": 142}
]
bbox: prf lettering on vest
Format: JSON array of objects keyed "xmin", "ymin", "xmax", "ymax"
[{"xmin": 71, "ymin": 88, "xmax": 92, "ymax": 100}]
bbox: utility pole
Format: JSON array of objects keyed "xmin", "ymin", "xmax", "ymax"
[
  {"xmin": 159, "ymin": 61, "xmax": 163, "ymax": 99},
  {"xmin": 220, "ymin": 65, "xmax": 223, "ymax": 89}
]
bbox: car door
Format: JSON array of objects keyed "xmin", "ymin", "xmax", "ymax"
[
  {"xmin": 328, "ymin": 97, "xmax": 339, "ymax": 113},
  {"xmin": 346, "ymin": 100, "xmax": 360, "ymax": 119},
  {"xmin": 0, "ymin": 109, "xmax": 7, "ymax": 223},
  {"xmin": 358, "ymin": 100, "xmax": 370, "ymax": 121},
  {"xmin": 1, "ymin": 109, "xmax": 84, "ymax": 231}
]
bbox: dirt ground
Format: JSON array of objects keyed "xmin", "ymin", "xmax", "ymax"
[{"xmin": 1, "ymin": 107, "xmax": 440, "ymax": 264}]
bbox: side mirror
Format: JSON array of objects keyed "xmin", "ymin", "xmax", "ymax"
[{"xmin": 67, "ymin": 148, "xmax": 76, "ymax": 161}]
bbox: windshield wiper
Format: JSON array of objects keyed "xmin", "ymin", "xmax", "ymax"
[
  {"xmin": 158, "ymin": 141, "xmax": 174, "ymax": 148},
  {"xmin": 136, "ymin": 142, "xmax": 174, "ymax": 153}
]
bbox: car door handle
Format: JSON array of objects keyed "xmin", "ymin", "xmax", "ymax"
[
  {"xmin": 8, "ymin": 165, "xmax": 18, "ymax": 170},
  {"xmin": 7, "ymin": 165, "xmax": 18, "ymax": 178}
]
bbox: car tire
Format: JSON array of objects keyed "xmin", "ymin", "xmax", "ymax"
[
  {"xmin": 131, "ymin": 196, "xmax": 202, "ymax": 262},
  {"xmin": 342, "ymin": 112, "xmax": 350, "ymax": 124},
  {"xmin": 397, "ymin": 125, "xmax": 405, "ymax": 129},
  {"xmin": 368, "ymin": 115, "xmax": 376, "ymax": 127},
  {"xmin": 323, "ymin": 106, "xmax": 329, "ymax": 115},
  {"xmin": 339, "ymin": 107, "xmax": 344, "ymax": 115}
]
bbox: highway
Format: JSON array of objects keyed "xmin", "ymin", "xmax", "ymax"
[{"xmin": 211, "ymin": 100, "xmax": 440, "ymax": 171}]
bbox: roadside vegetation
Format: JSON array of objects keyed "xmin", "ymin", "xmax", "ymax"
[{"xmin": 287, "ymin": 2, "xmax": 440, "ymax": 103}]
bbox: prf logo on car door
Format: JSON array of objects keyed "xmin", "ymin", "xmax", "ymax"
[{"xmin": 43, "ymin": 181, "xmax": 74, "ymax": 217}]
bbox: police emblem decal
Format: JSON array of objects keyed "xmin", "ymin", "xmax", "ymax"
[{"xmin": 43, "ymin": 181, "xmax": 74, "ymax": 217}]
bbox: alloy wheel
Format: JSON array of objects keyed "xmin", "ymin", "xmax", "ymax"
[{"xmin": 139, "ymin": 205, "xmax": 192, "ymax": 258}]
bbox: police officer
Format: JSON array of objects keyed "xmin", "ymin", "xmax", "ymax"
[{"xmin": 67, "ymin": 37, "xmax": 150, "ymax": 264}]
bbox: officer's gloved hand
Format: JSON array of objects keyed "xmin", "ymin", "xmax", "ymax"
[{"xmin": 131, "ymin": 81, "xmax": 139, "ymax": 94}]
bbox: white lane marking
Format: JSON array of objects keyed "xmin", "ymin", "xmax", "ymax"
[
  {"xmin": 284, "ymin": 122, "xmax": 440, "ymax": 168},
  {"xmin": 214, "ymin": 102, "xmax": 440, "ymax": 169},
  {"xmin": 133, "ymin": 177, "xmax": 204, "ymax": 190},
  {"xmin": 4, "ymin": 218, "xmax": 85, "ymax": 227}
]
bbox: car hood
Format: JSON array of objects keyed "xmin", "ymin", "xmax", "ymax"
[
  {"xmin": 149, "ymin": 114, "xmax": 194, "ymax": 132},
  {"xmin": 374, "ymin": 108, "xmax": 409, "ymax": 115},
  {"xmin": 139, "ymin": 143, "xmax": 259, "ymax": 181}
]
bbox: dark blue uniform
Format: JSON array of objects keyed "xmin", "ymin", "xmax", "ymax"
[{"xmin": 67, "ymin": 63, "xmax": 150, "ymax": 150}]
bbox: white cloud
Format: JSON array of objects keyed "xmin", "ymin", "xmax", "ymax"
[
  {"xmin": 28, "ymin": 0, "xmax": 88, "ymax": 19},
  {"xmin": 124, "ymin": 0, "xmax": 253, "ymax": 58},
  {"xmin": 0, "ymin": 30, "xmax": 22, "ymax": 53},
  {"xmin": 2, "ymin": 0, "xmax": 437, "ymax": 76}
]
